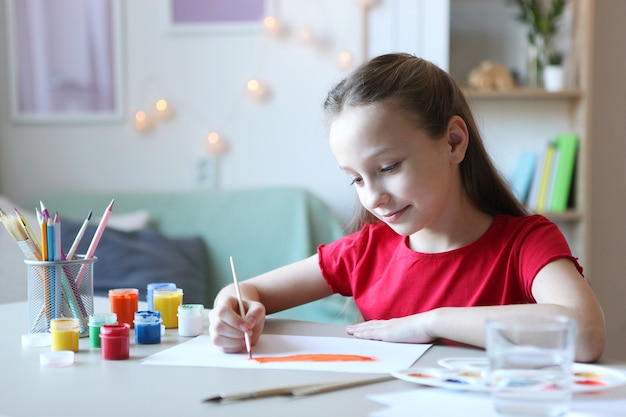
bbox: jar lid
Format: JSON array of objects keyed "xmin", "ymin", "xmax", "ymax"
[
  {"xmin": 177, "ymin": 304, "xmax": 204, "ymax": 316},
  {"xmin": 50, "ymin": 318, "xmax": 80, "ymax": 331},
  {"xmin": 88, "ymin": 312, "xmax": 117, "ymax": 326},
  {"xmin": 134, "ymin": 310, "xmax": 162, "ymax": 324},
  {"xmin": 153, "ymin": 288, "xmax": 183, "ymax": 296},
  {"xmin": 147, "ymin": 282, "xmax": 176, "ymax": 291},
  {"xmin": 108, "ymin": 288, "xmax": 139, "ymax": 296},
  {"xmin": 100, "ymin": 322, "xmax": 130, "ymax": 336}
]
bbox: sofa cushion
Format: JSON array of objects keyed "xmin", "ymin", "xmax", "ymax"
[{"xmin": 60, "ymin": 220, "xmax": 209, "ymax": 305}]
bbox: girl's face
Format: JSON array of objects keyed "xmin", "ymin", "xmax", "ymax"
[{"xmin": 329, "ymin": 103, "xmax": 465, "ymax": 237}]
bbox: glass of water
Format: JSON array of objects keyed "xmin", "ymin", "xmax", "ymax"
[{"xmin": 485, "ymin": 314, "xmax": 577, "ymax": 416}]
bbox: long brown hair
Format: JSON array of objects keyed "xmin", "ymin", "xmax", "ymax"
[{"xmin": 323, "ymin": 53, "xmax": 527, "ymax": 232}]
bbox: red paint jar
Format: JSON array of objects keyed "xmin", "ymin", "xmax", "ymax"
[{"xmin": 100, "ymin": 323, "xmax": 130, "ymax": 360}]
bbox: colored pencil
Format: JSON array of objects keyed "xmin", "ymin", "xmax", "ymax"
[
  {"xmin": 38, "ymin": 208, "xmax": 48, "ymax": 261},
  {"xmin": 46, "ymin": 216, "xmax": 55, "ymax": 262},
  {"xmin": 66, "ymin": 210, "xmax": 92, "ymax": 261},
  {"xmin": 75, "ymin": 199, "xmax": 114, "ymax": 286},
  {"xmin": 85, "ymin": 199, "xmax": 114, "ymax": 260},
  {"xmin": 53, "ymin": 213, "xmax": 62, "ymax": 261}
]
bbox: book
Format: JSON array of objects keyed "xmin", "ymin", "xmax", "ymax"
[
  {"xmin": 527, "ymin": 144, "xmax": 548, "ymax": 212},
  {"xmin": 549, "ymin": 134, "xmax": 579, "ymax": 212},
  {"xmin": 509, "ymin": 150, "xmax": 538, "ymax": 205},
  {"xmin": 535, "ymin": 142, "xmax": 558, "ymax": 213}
]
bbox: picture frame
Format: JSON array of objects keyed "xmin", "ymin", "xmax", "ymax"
[
  {"xmin": 6, "ymin": 0, "xmax": 124, "ymax": 124},
  {"xmin": 167, "ymin": 0, "xmax": 271, "ymax": 36}
]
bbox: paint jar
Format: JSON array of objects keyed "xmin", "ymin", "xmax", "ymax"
[
  {"xmin": 50, "ymin": 318, "xmax": 80, "ymax": 352},
  {"xmin": 108, "ymin": 288, "xmax": 139, "ymax": 328},
  {"xmin": 134, "ymin": 311, "xmax": 162, "ymax": 344},
  {"xmin": 177, "ymin": 304, "xmax": 205, "ymax": 337},
  {"xmin": 146, "ymin": 282, "xmax": 176, "ymax": 311},
  {"xmin": 153, "ymin": 288, "xmax": 183, "ymax": 329},
  {"xmin": 88, "ymin": 312, "xmax": 117, "ymax": 348},
  {"xmin": 100, "ymin": 323, "xmax": 130, "ymax": 360}
]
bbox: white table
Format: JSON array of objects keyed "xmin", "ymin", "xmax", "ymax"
[{"xmin": 1, "ymin": 299, "xmax": 624, "ymax": 417}]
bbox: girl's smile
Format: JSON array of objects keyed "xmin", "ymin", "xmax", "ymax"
[{"xmin": 380, "ymin": 206, "xmax": 411, "ymax": 224}]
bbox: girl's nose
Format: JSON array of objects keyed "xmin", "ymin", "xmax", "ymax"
[{"xmin": 361, "ymin": 183, "xmax": 389, "ymax": 210}]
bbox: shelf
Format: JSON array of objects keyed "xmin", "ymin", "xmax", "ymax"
[
  {"xmin": 540, "ymin": 210, "xmax": 583, "ymax": 223},
  {"xmin": 464, "ymin": 88, "xmax": 584, "ymax": 100}
]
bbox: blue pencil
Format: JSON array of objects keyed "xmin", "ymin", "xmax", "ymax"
[
  {"xmin": 46, "ymin": 216, "xmax": 59, "ymax": 319},
  {"xmin": 47, "ymin": 217, "xmax": 55, "ymax": 262}
]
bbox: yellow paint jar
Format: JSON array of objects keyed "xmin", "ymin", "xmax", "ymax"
[
  {"xmin": 153, "ymin": 288, "xmax": 183, "ymax": 328},
  {"xmin": 50, "ymin": 318, "xmax": 80, "ymax": 352}
]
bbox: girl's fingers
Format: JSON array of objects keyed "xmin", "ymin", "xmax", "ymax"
[{"xmin": 208, "ymin": 296, "xmax": 265, "ymax": 353}]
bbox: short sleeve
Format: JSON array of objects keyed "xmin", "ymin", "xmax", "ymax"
[{"xmin": 515, "ymin": 215, "xmax": 583, "ymax": 300}]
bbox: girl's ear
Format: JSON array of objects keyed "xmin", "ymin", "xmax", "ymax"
[{"xmin": 447, "ymin": 115, "xmax": 469, "ymax": 164}]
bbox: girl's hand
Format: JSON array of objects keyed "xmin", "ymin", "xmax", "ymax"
[
  {"xmin": 346, "ymin": 313, "xmax": 436, "ymax": 344},
  {"xmin": 208, "ymin": 295, "xmax": 266, "ymax": 353}
]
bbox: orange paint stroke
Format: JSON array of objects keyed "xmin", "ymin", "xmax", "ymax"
[{"xmin": 252, "ymin": 353, "xmax": 376, "ymax": 363}]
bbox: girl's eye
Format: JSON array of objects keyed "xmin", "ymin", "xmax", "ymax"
[
  {"xmin": 349, "ymin": 177, "xmax": 363, "ymax": 186},
  {"xmin": 381, "ymin": 162, "xmax": 399, "ymax": 173}
]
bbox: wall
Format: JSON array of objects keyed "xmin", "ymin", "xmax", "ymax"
[
  {"xmin": 0, "ymin": 0, "xmax": 367, "ymax": 223},
  {"xmin": 588, "ymin": 0, "xmax": 626, "ymax": 361}
]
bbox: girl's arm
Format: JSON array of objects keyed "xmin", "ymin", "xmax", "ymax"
[
  {"xmin": 209, "ymin": 254, "xmax": 333, "ymax": 352},
  {"xmin": 347, "ymin": 258, "xmax": 606, "ymax": 362}
]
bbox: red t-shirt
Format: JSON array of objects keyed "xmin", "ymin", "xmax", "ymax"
[{"xmin": 318, "ymin": 214, "xmax": 581, "ymax": 321}]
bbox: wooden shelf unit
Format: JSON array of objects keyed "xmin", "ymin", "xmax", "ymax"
[{"xmin": 450, "ymin": 0, "xmax": 590, "ymax": 264}]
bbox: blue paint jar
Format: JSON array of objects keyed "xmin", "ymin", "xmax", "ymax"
[
  {"xmin": 146, "ymin": 283, "xmax": 176, "ymax": 311},
  {"xmin": 133, "ymin": 311, "xmax": 162, "ymax": 344}
]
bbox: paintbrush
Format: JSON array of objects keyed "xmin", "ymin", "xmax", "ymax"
[
  {"xmin": 203, "ymin": 375, "xmax": 394, "ymax": 402},
  {"xmin": 229, "ymin": 256, "xmax": 252, "ymax": 359},
  {"xmin": 1, "ymin": 210, "xmax": 40, "ymax": 260}
]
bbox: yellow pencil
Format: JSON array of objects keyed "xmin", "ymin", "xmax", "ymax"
[{"xmin": 38, "ymin": 208, "xmax": 48, "ymax": 261}]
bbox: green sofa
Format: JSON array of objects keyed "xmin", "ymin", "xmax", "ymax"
[{"xmin": 37, "ymin": 187, "xmax": 358, "ymax": 324}]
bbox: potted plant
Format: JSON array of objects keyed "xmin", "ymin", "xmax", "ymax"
[
  {"xmin": 507, "ymin": 0, "xmax": 567, "ymax": 87},
  {"xmin": 544, "ymin": 49, "xmax": 565, "ymax": 91},
  {"xmin": 547, "ymin": 49, "xmax": 563, "ymax": 66}
]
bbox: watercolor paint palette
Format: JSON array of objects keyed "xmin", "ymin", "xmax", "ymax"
[{"xmin": 392, "ymin": 358, "xmax": 626, "ymax": 393}]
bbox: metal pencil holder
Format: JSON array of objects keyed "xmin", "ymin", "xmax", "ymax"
[{"xmin": 24, "ymin": 256, "xmax": 96, "ymax": 337}]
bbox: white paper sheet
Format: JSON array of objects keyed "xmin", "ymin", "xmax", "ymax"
[{"xmin": 141, "ymin": 334, "xmax": 430, "ymax": 374}]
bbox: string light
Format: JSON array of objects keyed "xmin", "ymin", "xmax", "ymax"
[
  {"xmin": 338, "ymin": 50, "xmax": 354, "ymax": 71},
  {"xmin": 205, "ymin": 131, "xmax": 228, "ymax": 156},
  {"xmin": 154, "ymin": 98, "xmax": 173, "ymax": 120},
  {"xmin": 263, "ymin": 16, "xmax": 283, "ymax": 36},
  {"xmin": 247, "ymin": 79, "xmax": 270, "ymax": 100},
  {"xmin": 134, "ymin": 110, "xmax": 154, "ymax": 132}
]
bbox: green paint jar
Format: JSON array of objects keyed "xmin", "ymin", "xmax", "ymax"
[{"xmin": 88, "ymin": 312, "xmax": 117, "ymax": 348}]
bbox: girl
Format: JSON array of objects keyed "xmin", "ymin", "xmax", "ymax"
[{"xmin": 209, "ymin": 53, "xmax": 606, "ymax": 362}]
